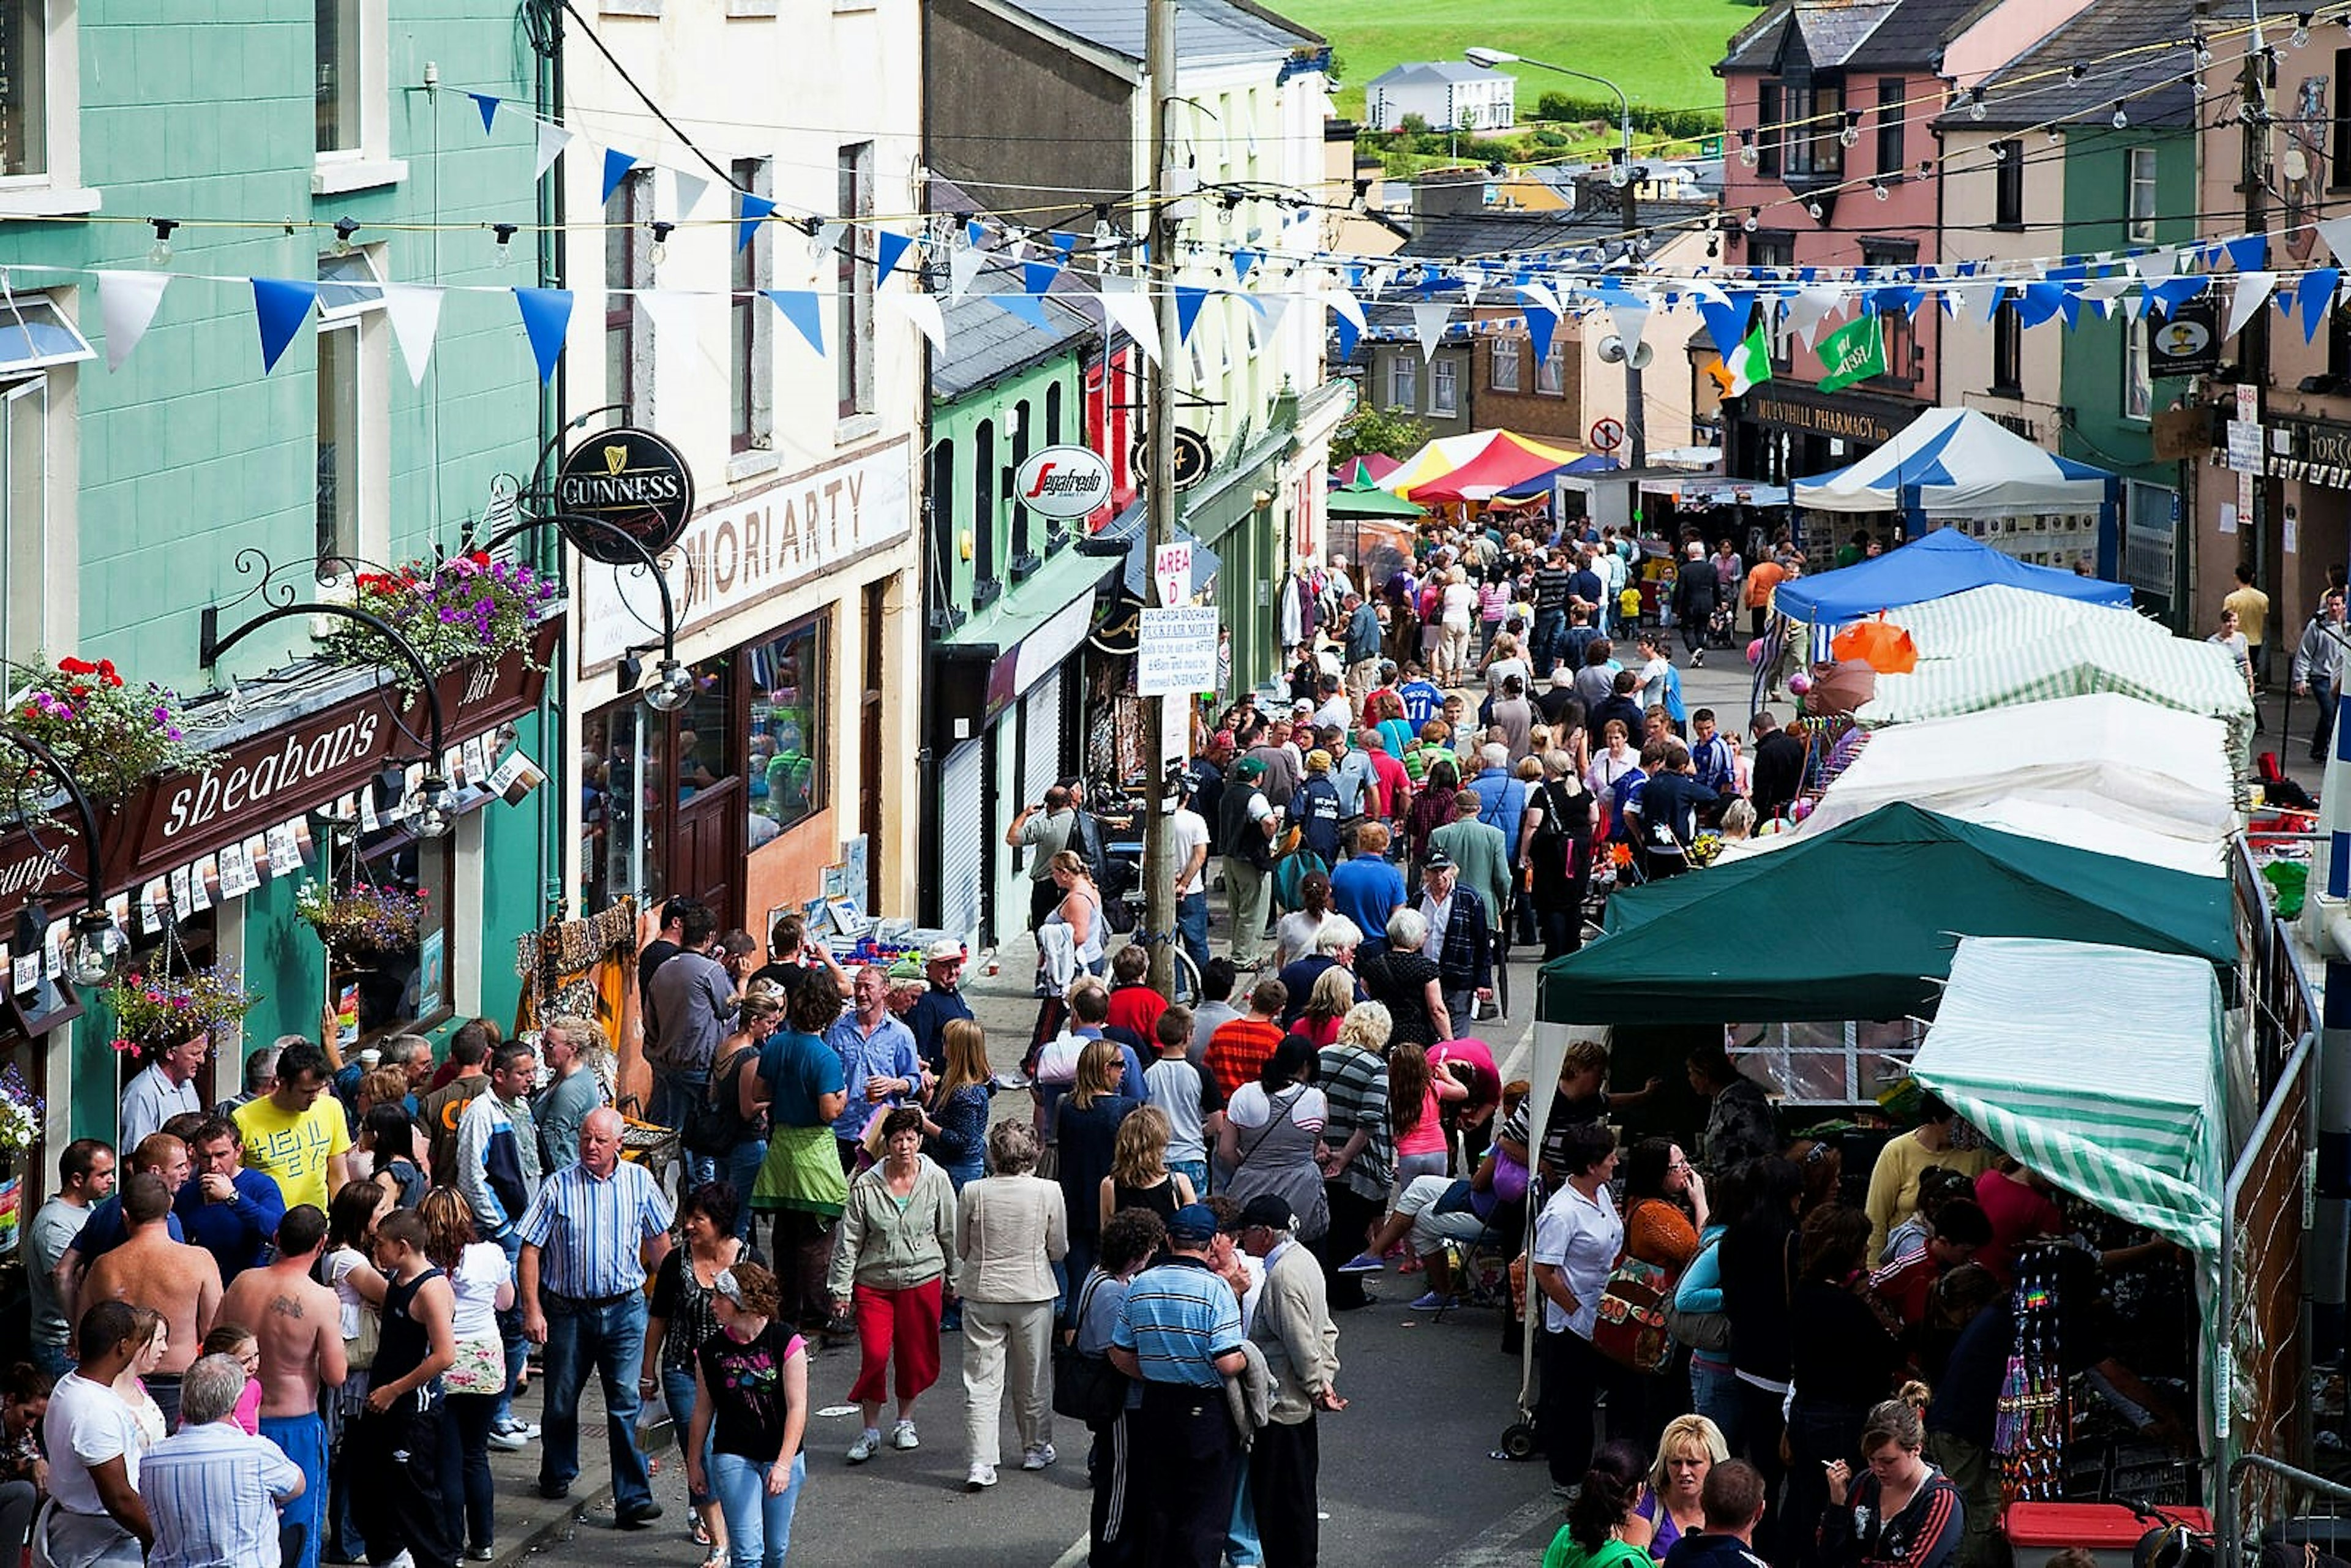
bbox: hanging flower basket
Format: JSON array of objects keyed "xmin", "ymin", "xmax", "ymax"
[
  {"xmin": 102, "ymin": 964, "xmax": 260, "ymax": 1054},
  {"xmin": 0, "ymin": 1063, "xmax": 42, "ymax": 1156},
  {"xmin": 3, "ymin": 655, "xmax": 216, "ymax": 802},
  {"xmin": 321, "ymin": 552, "xmax": 559, "ymax": 682},
  {"xmin": 295, "ymin": 879, "xmax": 425, "ymax": 954}
]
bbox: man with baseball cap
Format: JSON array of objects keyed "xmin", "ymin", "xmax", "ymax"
[
  {"xmin": 1218, "ymin": 759, "xmax": 1281, "ymax": 972},
  {"xmin": 904, "ymin": 939, "xmax": 975, "ymax": 1079},
  {"xmin": 1110, "ymin": 1202, "xmax": 1250, "ymax": 1567},
  {"xmin": 1237, "ymin": 1194, "xmax": 1343, "ymax": 1568}
]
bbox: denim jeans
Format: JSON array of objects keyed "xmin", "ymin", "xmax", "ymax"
[
  {"xmin": 1176, "ymin": 891, "xmax": 1210, "ymax": 971},
  {"xmin": 492, "ymin": 1229, "xmax": 526, "ymax": 1427},
  {"xmin": 724, "ymin": 1138, "xmax": 768, "ymax": 1237},
  {"xmin": 1688, "ymin": 1354, "xmax": 1742, "ymax": 1455},
  {"xmin": 654, "ymin": 1071, "xmax": 720, "ymax": 1190},
  {"xmin": 30, "ymin": 1343, "xmax": 70, "ymax": 1381},
  {"xmin": 541, "ymin": 1291, "xmax": 655, "ymax": 1510},
  {"xmin": 707, "ymin": 1450, "xmax": 806, "ymax": 1568},
  {"xmin": 442, "ymin": 1392, "xmax": 498, "ymax": 1553},
  {"xmin": 661, "ymin": 1363, "xmax": 713, "ymax": 1508},
  {"xmin": 1532, "ymin": 608, "xmax": 1567, "ymax": 677}
]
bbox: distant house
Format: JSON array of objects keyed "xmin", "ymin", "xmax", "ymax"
[{"xmin": 1366, "ymin": 62, "xmax": 1515, "ymax": 132}]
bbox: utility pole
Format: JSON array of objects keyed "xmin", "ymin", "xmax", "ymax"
[
  {"xmin": 2240, "ymin": 34, "xmax": 2272, "ymax": 618},
  {"xmin": 1619, "ymin": 129, "xmax": 1646, "ymax": 471},
  {"xmin": 1142, "ymin": 0, "xmax": 1179, "ymax": 996}
]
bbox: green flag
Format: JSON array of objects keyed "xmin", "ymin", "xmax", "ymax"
[{"xmin": 1817, "ymin": 313, "xmax": 1888, "ymax": 393}]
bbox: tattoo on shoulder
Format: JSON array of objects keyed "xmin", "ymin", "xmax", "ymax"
[{"xmin": 268, "ymin": 1294, "xmax": 305, "ymax": 1320}]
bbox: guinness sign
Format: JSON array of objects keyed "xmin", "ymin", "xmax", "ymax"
[{"xmin": 553, "ymin": 427, "xmax": 696, "ymax": 565}]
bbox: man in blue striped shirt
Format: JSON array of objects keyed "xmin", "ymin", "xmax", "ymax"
[
  {"xmin": 143, "ymin": 1352, "xmax": 304, "ymax": 1568},
  {"xmin": 516, "ymin": 1106, "xmax": 675, "ymax": 1528},
  {"xmin": 1109, "ymin": 1203, "xmax": 1247, "ymax": 1568}
]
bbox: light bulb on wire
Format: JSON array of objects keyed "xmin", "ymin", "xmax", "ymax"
[
  {"xmin": 147, "ymin": 217, "xmax": 179, "ymax": 267},
  {"xmin": 1840, "ymin": 111, "xmax": 1862, "ymax": 149},
  {"xmin": 1873, "ymin": 179, "xmax": 1890, "ymax": 202},
  {"xmin": 331, "ymin": 216, "xmax": 359, "ymax": 257},
  {"xmin": 492, "ymin": 223, "xmax": 519, "ymax": 267},
  {"xmin": 1738, "ymin": 130, "xmax": 1758, "ymax": 168},
  {"xmin": 1742, "ymin": 209, "xmax": 1760, "ymax": 233},
  {"xmin": 2192, "ymin": 33, "xmax": 2213, "ymax": 66},
  {"xmin": 2293, "ymin": 12, "xmax": 2313, "ymax": 47},
  {"xmin": 650, "ymin": 221, "xmax": 673, "ymax": 269},
  {"xmin": 2112, "ymin": 102, "xmax": 2129, "ymax": 129},
  {"xmin": 1968, "ymin": 87, "xmax": 1987, "ymax": 121}
]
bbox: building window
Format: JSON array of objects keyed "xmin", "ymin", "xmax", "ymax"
[
  {"xmin": 1536, "ymin": 346, "xmax": 1564, "ymax": 396},
  {"xmin": 1431, "ymin": 355, "xmax": 1459, "ymax": 417},
  {"xmin": 1491, "ymin": 335, "xmax": 1523, "ymax": 392},
  {"xmin": 1748, "ymin": 233, "xmax": 1796, "ymax": 372},
  {"xmin": 2126, "ymin": 148, "xmax": 2158, "ymax": 243},
  {"xmin": 1861, "ymin": 242, "xmax": 1916, "ymax": 385},
  {"xmin": 1387, "ymin": 354, "xmax": 1418, "ymax": 411},
  {"xmin": 0, "ymin": 290, "xmax": 86, "ymax": 670},
  {"xmin": 317, "ymin": 249, "xmax": 387, "ymax": 580},
  {"xmin": 1011, "ymin": 398, "xmax": 1033, "ymax": 561},
  {"xmin": 1046, "ymin": 380, "xmax": 1064, "ymax": 444},
  {"xmin": 2123, "ymin": 314, "xmax": 2152, "ymax": 420},
  {"xmin": 731, "ymin": 159, "xmax": 772, "ymax": 454},
  {"xmin": 1993, "ymin": 140, "xmax": 2024, "ymax": 228},
  {"xmin": 1992, "ymin": 301, "xmax": 2022, "ymax": 395},
  {"xmin": 1756, "ymin": 83, "xmax": 1782, "ymax": 176},
  {"xmin": 1875, "ymin": 78, "xmax": 1902, "ymax": 175},
  {"xmin": 749, "ymin": 618, "xmax": 825, "ymax": 839},
  {"xmin": 1, "ymin": 0, "xmax": 46, "ymax": 176},
  {"xmin": 315, "ymin": 0, "xmax": 359, "ymax": 154},
  {"xmin": 972, "ymin": 421, "xmax": 996, "ymax": 586},
  {"xmin": 582, "ymin": 702, "xmax": 650, "ymax": 912},
  {"xmin": 606, "ymin": 168, "xmax": 653, "ymax": 424},
  {"xmin": 1779, "ymin": 83, "xmax": 1844, "ymax": 179},
  {"xmin": 837, "ymin": 142, "xmax": 875, "ymax": 420}
]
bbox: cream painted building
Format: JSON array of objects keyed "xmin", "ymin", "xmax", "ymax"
[{"xmin": 557, "ymin": 0, "xmax": 926, "ymax": 981}]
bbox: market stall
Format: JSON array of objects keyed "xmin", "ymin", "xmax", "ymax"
[{"xmin": 1874, "ymin": 582, "xmax": 2167, "ymax": 657}]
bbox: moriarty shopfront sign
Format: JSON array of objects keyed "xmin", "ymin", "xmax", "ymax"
[{"xmin": 577, "ymin": 438, "xmax": 913, "ymax": 671}]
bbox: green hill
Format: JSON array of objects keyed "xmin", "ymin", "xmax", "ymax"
[{"xmin": 1284, "ymin": 0, "xmax": 1749, "ymax": 127}]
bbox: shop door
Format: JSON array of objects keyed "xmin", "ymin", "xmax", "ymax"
[
  {"xmin": 672, "ymin": 779, "xmax": 741, "ymax": 928},
  {"xmin": 938, "ymin": 738, "xmax": 984, "ymax": 948}
]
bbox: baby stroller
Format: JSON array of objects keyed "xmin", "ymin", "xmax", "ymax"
[{"xmin": 1707, "ymin": 599, "xmax": 1738, "ymax": 650}]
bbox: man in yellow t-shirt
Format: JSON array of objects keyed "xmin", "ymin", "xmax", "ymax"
[
  {"xmin": 2224, "ymin": 563, "xmax": 2271, "ymax": 684},
  {"xmin": 231, "ymin": 1041, "xmax": 353, "ymax": 1212}
]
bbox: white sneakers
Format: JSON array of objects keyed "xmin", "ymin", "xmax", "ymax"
[
  {"xmin": 890, "ymin": 1420, "xmax": 921, "ymax": 1450},
  {"xmin": 846, "ymin": 1429, "xmax": 882, "ymax": 1463},
  {"xmin": 966, "ymin": 1463, "xmax": 998, "ymax": 1490},
  {"xmin": 1021, "ymin": 1443, "xmax": 1057, "ymax": 1471}
]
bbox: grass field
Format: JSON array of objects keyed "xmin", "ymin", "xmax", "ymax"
[{"xmin": 1280, "ymin": 0, "xmax": 1753, "ymax": 127}]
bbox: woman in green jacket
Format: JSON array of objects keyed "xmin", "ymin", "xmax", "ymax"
[
  {"xmin": 1545, "ymin": 1441, "xmax": 1660, "ymax": 1568},
  {"xmin": 827, "ymin": 1106, "xmax": 959, "ymax": 1464}
]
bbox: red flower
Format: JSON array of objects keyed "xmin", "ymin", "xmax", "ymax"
[
  {"xmin": 57, "ymin": 656, "xmax": 96, "ymax": 676},
  {"xmin": 467, "ymin": 551, "xmax": 491, "ymax": 568},
  {"xmin": 66, "ymin": 684, "xmax": 88, "ymax": 699},
  {"xmin": 97, "ymin": 659, "xmax": 122, "ymax": 688}
]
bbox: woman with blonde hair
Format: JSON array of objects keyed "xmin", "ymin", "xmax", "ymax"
[
  {"xmin": 703, "ymin": 989, "xmax": 786, "ymax": 1242},
  {"xmin": 1054, "ymin": 1038, "xmax": 1140, "ymax": 1307},
  {"xmin": 1527, "ymin": 748, "xmax": 1599, "ymax": 961},
  {"xmin": 1633, "ymin": 1409, "xmax": 1728, "ymax": 1558},
  {"xmin": 1098, "ymin": 1104, "xmax": 1194, "ymax": 1228},
  {"xmin": 923, "ymin": 1018, "xmax": 995, "ymax": 1191},
  {"xmin": 1041, "ymin": 848, "xmax": 1106, "ymax": 980},
  {"xmin": 1295, "ymin": 964, "xmax": 1355, "ymax": 1051},
  {"xmin": 1439, "ymin": 565, "xmax": 1478, "ymax": 684},
  {"xmin": 1820, "ymin": 1389, "xmax": 1962, "ymax": 1568}
]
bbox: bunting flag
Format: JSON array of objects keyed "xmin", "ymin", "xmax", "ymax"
[
  {"xmin": 2147, "ymin": 275, "xmax": 2208, "ymax": 317},
  {"xmin": 97, "ymin": 271, "xmax": 170, "ymax": 373},
  {"xmin": 1411, "ymin": 302, "xmax": 1452, "ymax": 362},
  {"xmin": 2297, "ymin": 268, "xmax": 2343, "ymax": 342},
  {"xmin": 762, "ymin": 289, "xmax": 825, "ymax": 356},
  {"xmin": 379, "ymin": 283, "xmax": 445, "ymax": 387},
  {"xmin": 533, "ymin": 121, "xmax": 573, "ymax": 180},
  {"xmin": 1523, "ymin": 300, "xmax": 1559, "ymax": 366},
  {"xmin": 512, "ymin": 287, "xmax": 573, "ymax": 383},
  {"xmin": 1231, "ymin": 247, "xmax": 1260, "ymax": 284},
  {"xmin": 2319, "ymin": 217, "xmax": 2351, "ymax": 267},
  {"xmin": 983, "ymin": 290, "xmax": 1057, "ymax": 332},
  {"xmin": 1172, "ymin": 283, "xmax": 1210, "ymax": 344},
  {"xmin": 1254, "ymin": 291, "xmax": 1293, "ymax": 340},
  {"xmin": 251, "ymin": 279, "xmax": 317, "ymax": 373},
  {"xmin": 1603, "ymin": 298, "xmax": 1650, "ymax": 358},
  {"xmin": 880, "ymin": 289, "xmax": 946, "ymax": 352},
  {"xmin": 1098, "ymin": 274, "xmax": 1162, "ymax": 365},
  {"xmin": 1708, "ymin": 320, "xmax": 1771, "ymax": 397},
  {"xmin": 599, "ymin": 148, "xmax": 639, "ymax": 205},
  {"xmin": 948, "ymin": 243, "xmax": 986, "ymax": 301},
  {"xmin": 874, "ymin": 230, "xmax": 915, "ymax": 288},
  {"xmin": 467, "ymin": 93, "xmax": 500, "ymax": 134},
  {"xmin": 1697, "ymin": 294, "xmax": 1752, "ymax": 357},
  {"xmin": 1784, "ymin": 286, "xmax": 1842, "ymax": 347},
  {"xmin": 1049, "ymin": 231, "xmax": 1078, "ymax": 262},
  {"xmin": 639, "ymin": 289, "xmax": 705, "ymax": 359},
  {"xmin": 2227, "ymin": 271, "xmax": 2277, "ymax": 340},
  {"xmin": 1329, "ymin": 304, "xmax": 1360, "ymax": 364},
  {"xmin": 1022, "ymin": 258, "xmax": 1063, "ymax": 299},
  {"xmin": 2222, "ymin": 234, "xmax": 2269, "ymax": 272},
  {"xmin": 667, "ymin": 167, "xmax": 710, "ymax": 220},
  {"xmin": 737, "ymin": 195, "xmax": 777, "ymax": 254}
]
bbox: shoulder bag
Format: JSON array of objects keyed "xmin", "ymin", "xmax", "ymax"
[
  {"xmin": 1051, "ymin": 1272, "xmax": 1131, "ymax": 1430},
  {"xmin": 1591, "ymin": 1200, "xmax": 1682, "ymax": 1375}
]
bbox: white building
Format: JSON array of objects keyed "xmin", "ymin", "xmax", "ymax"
[
  {"xmin": 556, "ymin": 0, "xmax": 926, "ymax": 1028},
  {"xmin": 1365, "ymin": 62, "xmax": 1515, "ymax": 133}
]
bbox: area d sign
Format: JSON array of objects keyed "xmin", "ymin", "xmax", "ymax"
[{"xmin": 1014, "ymin": 444, "xmax": 1113, "ymax": 520}]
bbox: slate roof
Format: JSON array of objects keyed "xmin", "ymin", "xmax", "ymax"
[
  {"xmin": 1720, "ymin": 0, "xmax": 2002, "ymax": 73},
  {"xmin": 1404, "ymin": 199, "xmax": 1719, "ymax": 265},
  {"xmin": 1934, "ymin": 0, "xmax": 2197, "ymax": 129},
  {"xmin": 994, "ymin": 0, "xmax": 1319, "ymax": 68},
  {"xmin": 929, "ymin": 176, "xmax": 1102, "ymax": 402},
  {"xmin": 1368, "ymin": 61, "xmax": 1502, "ymax": 87}
]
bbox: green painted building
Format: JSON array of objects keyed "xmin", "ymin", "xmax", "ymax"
[{"xmin": 0, "ymin": 4, "xmax": 557, "ymax": 1197}]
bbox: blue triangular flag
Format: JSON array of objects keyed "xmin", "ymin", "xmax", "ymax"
[
  {"xmin": 2223, "ymin": 234, "xmax": 2268, "ymax": 272},
  {"xmin": 1232, "ymin": 248, "xmax": 1260, "ymax": 283},
  {"xmin": 981, "ymin": 291, "xmax": 1056, "ymax": 332},
  {"xmin": 1331, "ymin": 306, "xmax": 1360, "ymax": 363},
  {"xmin": 1524, "ymin": 306, "xmax": 1559, "ymax": 367},
  {"xmin": 2148, "ymin": 276, "xmax": 2208, "ymax": 318},
  {"xmin": 965, "ymin": 219, "xmax": 986, "ymax": 247},
  {"xmin": 2297, "ymin": 268, "xmax": 2341, "ymax": 342},
  {"xmin": 512, "ymin": 287, "xmax": 574, "ymax": 384},
  {"xmin": 1050, "ymin": 231, "xmax": 1078, "ymax": 260},
  {"xmin": 737, "ymin": 194, "xmax": 776, "ymax": 254},
  {"xmin": 762, "ymin": 290, "xmax": 825, "ymax": 356},
  {"xmin": 1022, "ymin": 258, "xmax": 1062, "ymax": 298},
  {"xmin": 467, "ymin": 93, "xmax": 499, "ymax": 133},
  {"xmin": 2012, "ymin": 280, "xmax": 2067, "ymax": 329},
  {"xmin": 600, "ymin": 148, "xmax": 638, "ymax": 205},
  {"xmin": 1697, "ymin": 294, "xmax": 1752, "ymax": 356},
  {"xmin": 251, "ymin": 279, "xmax": 317, "ymax": 373},
  {"xmin": 1174, "ymin": 284, "xmax": 1210, "ymax": 343},
  {"xmin": 875, "ymin": 230, "xmax": 915, "ymax": 288}
]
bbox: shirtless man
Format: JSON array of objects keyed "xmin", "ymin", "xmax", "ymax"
[
  {"xmin": 78, "ymin": 1171, "xmax": 221, "ymax": 1430},
  {"xmin": 216, "ymin": 1204, "xmax": 346, "ymax": 1568}
]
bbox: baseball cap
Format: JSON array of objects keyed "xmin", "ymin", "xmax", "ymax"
[
  {"xmin": 1166, "ymin": 1204, "xmax": 1220, "ymax": 1245},
  {"xmin": 1235, "ymin": 757, "xmax": 1267, "ymax": 781},
  {"xmin": 1424, "ymin": 850, "xmax": 1454, "ymax": 871},
  {"xmin": 1239, "ymin": 1194, "xmax": 1294, "ymax": 1232},
  {"xmin": 924, "ymin": 939, "xmax": 965, "ymax": 965}
]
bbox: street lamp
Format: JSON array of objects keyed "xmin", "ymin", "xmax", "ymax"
[
  {"xmin": 0, "ymin": 726, "xmax": 124, "ymax": 987},
  {"xmin": 1467, "ymin": 47, "xmax": 1648, "ymax": 467}
]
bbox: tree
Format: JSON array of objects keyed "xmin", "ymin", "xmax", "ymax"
[{"xmin": 1332, "ymin": 405, "xmax": 1428, "ymax": 464}]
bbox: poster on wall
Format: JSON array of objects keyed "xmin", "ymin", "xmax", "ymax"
[
  {"xmin": 418, "ymin": 929, "xmax": 446, "ymax": 1021},
  {"xmin": 841, "ymin": 836, "xmax": 869, "ymax": 903},
  {"xmin": 0, "ymin": 1176, "xmax": 18, "ymax": 1255}
]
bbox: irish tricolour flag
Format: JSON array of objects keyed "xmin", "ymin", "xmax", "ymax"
[{"xmin": 1708, "ymin": 320, "xmax": 1771, "ymax": 399}]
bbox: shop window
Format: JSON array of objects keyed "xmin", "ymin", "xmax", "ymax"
[
  {"xmin": 748, "ymin": 619, "xmax": 825, "ymax": 841},
  {"xmin": 836, "ymin": 141, "xmax": 875, "ymax": 421},
  {"xmin": 606, "ymin": 168, "xmax": 654, "ymax": 425},
  {"xmin": 328, "ymin": 799, "xmax": 453, "ymax": 1043},
  {"xmin": 673, "ymin": 658, "xmax": 734, "ymax": 805},
  {"xmin": 1490, "ymin": 335, "xmax": 1522, "ymax": 392},
  {"xmin": 111, "ymin": 907, "xmax": 222, "ymax": 1112},
  {"xmin": 732, "ymin": 157, "xmax": 773, "ymax": 455},
  {"xmin": 582, "ymin": 702, "xmax": 656, "ymax": 913}
]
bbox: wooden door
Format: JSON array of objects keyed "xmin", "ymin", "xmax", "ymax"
[{"xmin": 672, "ymin": 776, "xmax": 743, "ymax": 929}]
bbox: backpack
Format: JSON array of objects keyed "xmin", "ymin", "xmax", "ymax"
[{"xmin": 682, "ymin": 1043, "xmax": 762, "ymax": 1155}]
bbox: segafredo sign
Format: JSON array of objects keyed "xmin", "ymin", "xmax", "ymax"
[{"xmin": 1013, "ymin": 444, "xmax": 1114, "ymax": 520}]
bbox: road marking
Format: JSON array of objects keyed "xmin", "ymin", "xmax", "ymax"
[
  {"xmin": 1433, "ymin": 1494, "xmax": 1562, "ymax": 1567},
  {"xmin": 1048, "ymin": 1534, "xmax": 1090, "ymax": 1568}
]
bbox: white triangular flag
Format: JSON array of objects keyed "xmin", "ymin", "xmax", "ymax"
[
  {"xmin": 379, "ymin": 283, "xmax": 445, "ymax": 387},
  {"xmin": 1458, "ymin": 271, "xmax": 1485, "ymax": 309},
  {"xmin": 2227, "ymin": 271, "xmax": 2277, "ymax": 340},
  {"xmin": 1099, "ymin": 274, "xmax": 1163, "ymax": 365},
  {"xmin": 97, "ymin": 271, "xmax": 170, "ymax": 372},
  {"xmin": 2137, "ymin": 246, "xmax": 2181, "ymax": 281},
  {"xmin": 667, "ymin": 166, "xmax": 710, "ymax": 220},
  {"xmin": 1254, "ymin": 291, "xmax": 1293, "ymax": 340},
  {"xmin": 948, "ymin": 244, "xmax": 986, "ymax": 301},
  {"xmin": 2318, "ymin": 217, "xmax": 2351, "ymax": 266},
  {"xmin": 639, "ymin": 289, "xmax": 708, "ymax": 365},
  {"xmin": 1325, "ymin": 289, "xmax": 1367, "ymax": 332},
  {"xmin": 1783, "ymin": 285, "xmax": 1843, "ymax": 347},
  {"xmin": 1411, "ymin": 302, "xmax": 1452, "ymax": 362},
  {"xmin": 1604, "ymin": 299, "xmax": 1649, "ymax": 357},
  {"xmin": 880, "ymin": 289, "xmax": 945, "ymax": 351},
  {"xmin": 2083, "ymin": 271, "xmax": 2132, "ymax": 304},
  {"xmin": 534, "ymin": 121, "xmax": 574, "ymax": 180}
]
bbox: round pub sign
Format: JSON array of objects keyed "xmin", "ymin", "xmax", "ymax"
[{"xmin": 553, "ymin": 427, "xmax": 696, "ymax": 566}]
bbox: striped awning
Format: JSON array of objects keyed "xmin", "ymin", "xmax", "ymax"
[{"xmin": 1911, "ymin": 936, "xmax": 2225, "ymax": 1256}]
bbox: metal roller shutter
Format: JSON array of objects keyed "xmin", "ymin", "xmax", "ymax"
[
  {"xmin": 1022, "ymin": 673, "xmax": 1065, "ymax": 825},
  {"xmin": 938, "ymin": 738, "xmax": 984, "ymax": 950}
]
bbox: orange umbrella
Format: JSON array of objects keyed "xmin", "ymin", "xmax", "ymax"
[{"xmin": 1829, "ymin": 613, "xmax": 1919, "ymax": 674}]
